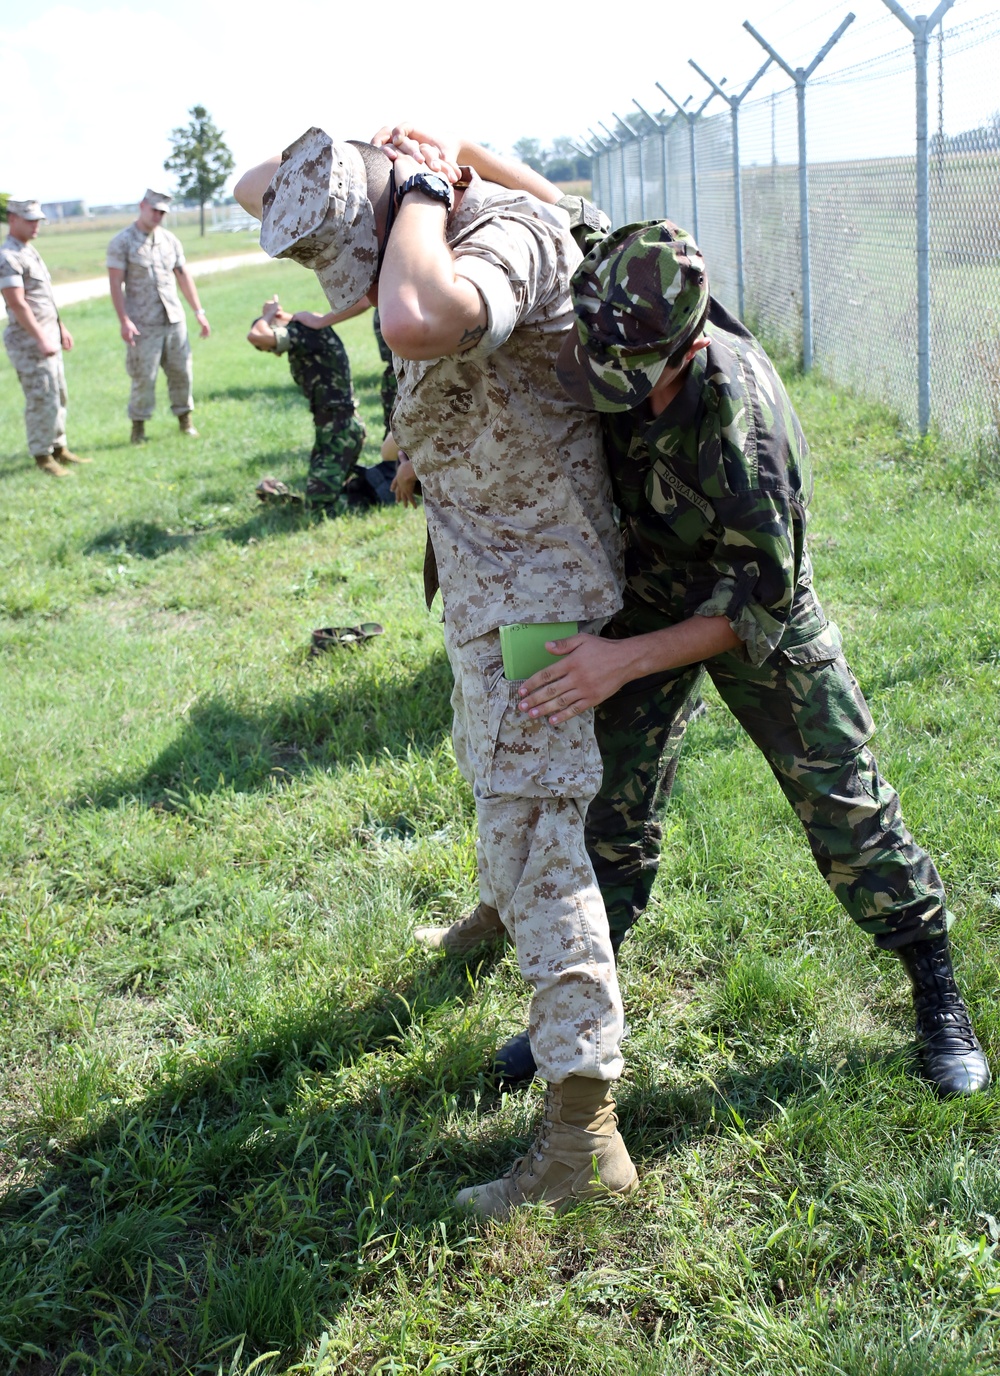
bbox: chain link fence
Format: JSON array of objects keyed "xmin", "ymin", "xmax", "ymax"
[{"xmin": 588, "ymin": 7, "xmax": 1000, "ymax": 451}]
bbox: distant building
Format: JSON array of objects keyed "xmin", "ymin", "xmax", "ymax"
[{"xmin": 40, "ymin": 199, "xmax": 89, "ymax": 220}]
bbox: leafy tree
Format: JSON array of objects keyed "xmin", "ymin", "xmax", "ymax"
[
  {"xmin": 512, "ymin": 137, "xmax": 545, "ymax": 173},
  {"xmin": 164, "ymin": 105, "xmax": 235, "ymax": 236},
  {"xmin": 0, "ymin": 193, "xmax": 8, "ymax": 224}
]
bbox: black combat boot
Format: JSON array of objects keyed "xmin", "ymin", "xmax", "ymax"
[
  {"xmin": 897, "ymin": 932, "xmax": 991, "ymax": 1096},
  {"xmin": 493, "ymin": 1030, "xmax": 537, "ymax": 1086}
]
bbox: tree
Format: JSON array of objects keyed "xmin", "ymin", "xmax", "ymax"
[
  {"xmin": 164, "ymin": 105, "xmax": 235, "ymax": 236},
  {"xmin": 512, "ymin": 137, "xmax": 545, "ymax": 173},
  {"xmin": 0, "ymin": 193, "xmax": 8, "ymax": 224}
]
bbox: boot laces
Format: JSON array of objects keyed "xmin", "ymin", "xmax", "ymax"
[
  {"xmin": 918, "ymin": 1000, "xmax": 978, "ymax": 1052},
  {"xmin": 520, "ymin": 1094, "xmax": 555, "ymax": 1182},
  {"xmin": 910, "ymin": 946, "xmax": 977, "ymax": 1034}
]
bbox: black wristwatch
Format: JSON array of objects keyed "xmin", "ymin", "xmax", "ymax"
[{"xmin": 396, "ymin": 172, "xmax": 454, "ymax": 212}]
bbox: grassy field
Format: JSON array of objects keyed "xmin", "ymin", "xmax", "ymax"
[
  {"xmin": 1, "ymin": 262, "xmax": 999, "ymax": 1375},
  {"xmin": 11, "ymin": 208, "xmax": 261, "ymax": 285}
]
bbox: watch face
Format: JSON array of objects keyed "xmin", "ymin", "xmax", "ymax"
[{"xmin": 401, "ymin": 173, "xmax": 453, "ymax": 208}]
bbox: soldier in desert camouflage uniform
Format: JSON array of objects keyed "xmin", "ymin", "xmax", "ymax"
[
  {"xmin": 106, "ymin": 189, "xmax": 210, "ymax": 443},
  {"xmin": 506, "ymin": 219, "xmax": 989, "ymax": 1099},
  {"xmin": 1, "ymin": 199, "xmax": 91, "ymax": 476},
  {"xmin": 235, "ymin": 126, "xmax": 637, "ymax": 1219},
  {"xmin": 247, "ymin": 295, "xmax": 368, "ymax": 506}
]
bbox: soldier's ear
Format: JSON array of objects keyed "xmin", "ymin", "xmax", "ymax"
[{"xmin": 685, "ymin": 336, "xmax": 710, "ymax": 363}]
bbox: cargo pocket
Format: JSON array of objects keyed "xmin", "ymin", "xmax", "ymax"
[{"xmin": 780, "ymin": 622, "xmax": 875, "ymax": 762}]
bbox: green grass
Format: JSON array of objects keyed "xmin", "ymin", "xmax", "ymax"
[
  {"xmin": 1, "ymin": 266, "xmax": 999, "ymax": 1375},
  {"xmin": 17, "ymin": 208, "xmax": 261, "ymax": 285}
]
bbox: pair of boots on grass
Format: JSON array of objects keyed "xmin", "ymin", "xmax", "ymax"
[
  {"xmin": 130, "ymin": 412, "xmax": 198, "ymax": 444},
  {"xmin": 34, "ymin": 444, "xmax": 91, "ymax": 477},
  {"xmin": 418, "ymin": 903, "xmax": 991, "ymax": 1221}
]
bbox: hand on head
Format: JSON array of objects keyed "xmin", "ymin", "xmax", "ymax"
[{"xmin": 370, "ymin": 123, "xmax": 462, "ymax": 184}]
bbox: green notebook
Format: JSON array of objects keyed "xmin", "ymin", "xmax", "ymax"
[{"xmin": 499, "ymin": 621, "xmax": 578, "ymax": 681}]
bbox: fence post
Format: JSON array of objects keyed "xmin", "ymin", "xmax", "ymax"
[
  {"xmin": 655, "ymin": 85, "xmax": 720, "ymax": 241},
  {"xmin": 689, "ymin": 55, "xmax": 772, "ymax": 320},
  {"xmin": 570, "ymin": 139, "xmax": 598, "ymax": 209},
  {"xmin": 881, "ymin": 0, "xmax": 955, "ymax": 434},
  {"xmin": 634, "ymin": 100, "xmax": 667, "ymax": 218},
  {"xmin": 744, "ymin": 15, "xmax": 855, "ymax": 372},
  {"xmin": 599, "ymin": 122, "xmax": 628, "ymax": 224},
  {"xmin": 613, "ymin": 113, "xmax": 643, "ymax": 217}
]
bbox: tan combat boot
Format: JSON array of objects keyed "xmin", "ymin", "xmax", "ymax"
[
  {"xmin": 456, "ymin": 1075, "xmax": 638, "ymax": 1220},
  {"xmin": 177, "ymin": 411, "xmax": 199, "ymax": 437},
  {"xmin": 52, "ymin": 444, "xmax": 92, "ymax": 465},
  {"xmin": 34, "ymin": 453, "xmax": 70, "ymax": 477},
  {"xmin": 413, "ymin": 902, "xmax": 507, "ymax": 954},
  {"xmin": 130, "ymin": 420, "xmax": 146, "ymax": 445}
]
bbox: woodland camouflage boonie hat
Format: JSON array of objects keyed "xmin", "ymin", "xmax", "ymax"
[
  {"xmin": 557, "ymin": 219, "xmax": 710, "ymax": 412},
  {"xmin": 260, "ymin": 128, "xmax": 378, "ymax": 312}
]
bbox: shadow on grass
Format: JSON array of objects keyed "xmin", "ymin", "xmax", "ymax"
[
  {"xmin": 84, "ymin": 520, "xmax": 200, "ymax": 560},
  {"xmin": 75, "ymin": 650, "xmax": 455, "ymax": 810},
  {"xmin": 0, "ymin": 951, "xmax": 511, "ymax": 1375},
  {"xmin": 81, "ymin": 492, "xmax": 376, "ymax": 563},
  {"xmin": 0, "ymin": 991, "xmax": 903, "ymax": 1376},
  {"xmin": 0, "ymin": 451, "xmax": 37, "ymax": 480},
  {"xmin": 198, "ymin": 382, "xmax": 301, "ymax": 406}
]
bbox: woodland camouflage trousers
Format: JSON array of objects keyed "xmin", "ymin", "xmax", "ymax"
[{"xmin": 587, "ymin": 611, "xmax": 949, "ymax": 954}]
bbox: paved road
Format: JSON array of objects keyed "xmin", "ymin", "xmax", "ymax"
[{"xmin": 0, "ymin": 250, "xmax": 270, "ymax": 321}]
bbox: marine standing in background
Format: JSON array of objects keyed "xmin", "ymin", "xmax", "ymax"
[
  {"xmin": 106, "ymin": 189, "xmax": 210, "ymax": 444},
  {"xmin": 0, "ymin": 199, "xmax": 91, "ymax": 477}
]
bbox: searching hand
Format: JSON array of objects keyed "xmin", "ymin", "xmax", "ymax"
[{"xmin": 517, "ymin": 634, "xmax": 634, "ymax": 724}]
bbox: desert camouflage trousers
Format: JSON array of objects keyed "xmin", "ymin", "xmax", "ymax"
[
  {"xmin": 4, "ymin": 332, "xmax": 67, "ymax": 455},
  {"xmin": 446, "ymin": 620, "xmax": 624, "ymax": 1084},
  {"xmin": 125, "ymin": 321, "xmax": 192, "ymax": 420},
  {"xmin": 587, "ymin": 601, "xmax": 949, "ymax": 953}
]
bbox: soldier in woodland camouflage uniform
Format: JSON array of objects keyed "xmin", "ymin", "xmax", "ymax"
[
  {"xmin": 1, "ymin": 199, "xmax": 90, "ymax": 476},
  {"xmin": 106, "ymin": 189, "xmax": 210, "ymax": 443},
  {"xmin": 372, "ymin": 307, "xmax": 397, "ymax": 435},
  {"xmin": 505, "ymin": 219, "xmax": 989, "ymax": 1098},
  {"xmin": 247, "ymin": 296, "xmax": 367, "ymax": 505},
  {"xmin": 235, "ymin": 127, "xmax": 637, "ymax": 1218}
]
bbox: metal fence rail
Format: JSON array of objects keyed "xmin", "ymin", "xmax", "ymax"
[{"xmin": 586, "ymin": 6, "xmax": 1000, "ymax": 450}]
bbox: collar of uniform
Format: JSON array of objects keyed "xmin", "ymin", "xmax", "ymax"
[{"xmin": 644, "ymin": 338, "xmax": 709, "ymax": 438}]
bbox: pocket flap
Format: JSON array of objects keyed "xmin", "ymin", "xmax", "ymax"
[{"xmin": 780, "ymin": 619, "xmax": 843, "ymax": 665}]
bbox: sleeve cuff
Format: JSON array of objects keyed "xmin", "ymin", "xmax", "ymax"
[
  {"xmin": 271, "ymin": 325, "xmax": 290, "ymax": 354},
  {"xmin": 691, "ymin": 569, "xmax": 785, "ymax": 666},
  {"xmin": 0, "ymin": 274, "xmax": 23, "ymax": 290},
  {"xmin": 452, "ymin": 254, "xmax": 517, "ymax": 355}
]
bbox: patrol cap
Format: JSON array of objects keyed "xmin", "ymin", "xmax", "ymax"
[
  {"xmin": 259, "ymin": 128, "xmax": 378, "ymax": 312},
  {"xmin": 7, "ymin": 199, "xmax": 46, "ymax": 221},
  {"xmin": 142, "ymin": 189, "xmax": 172, "ymax": 210},
  {"xmin": 557, "ymin": 219, "xmax": 710, "ymax": 413}
]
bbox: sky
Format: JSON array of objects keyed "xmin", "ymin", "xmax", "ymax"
[{"xmin": 3, "ymin": 0, "xmax": 999, "ymax": 205}]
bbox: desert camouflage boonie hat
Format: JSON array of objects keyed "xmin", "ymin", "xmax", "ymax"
[
  {"xmin": 7, "ymin": 199, "xmax": 46, "ymax": 221},
  {"xmin": 557, "ymin": 219, "xmax": 710, "ymax": 413},
  {"xmin": 260, "ymin": 128, "xmax": 378, "ymax": 312}
]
